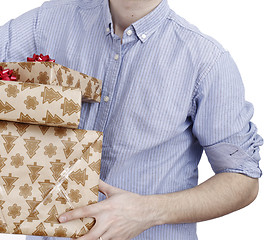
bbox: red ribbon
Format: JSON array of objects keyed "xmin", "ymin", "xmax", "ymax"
[
  {"xmin": 27, "ymin": 54, "xmax": 55, "ymax": 62},
  {"xmin": 0, "ymin": 66, "xmax": 17, "ymax": 81}
]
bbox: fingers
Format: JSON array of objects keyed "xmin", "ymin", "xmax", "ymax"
[
  {"xmin": 59, "ymin": 204, "xmax": 99, "ymax": 223},
  {"xmin": 74, "ymin": 224, "xmax": 108, "ymax": 240},
  {"xmin": 99, "ymin": 180, "xmax": 126, "ymax": 198}
]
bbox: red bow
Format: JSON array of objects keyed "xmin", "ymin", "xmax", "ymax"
[
  {"xmin": 0, "ymin": 66, "xmax": 17, "ymax": 81},
  {"xmin": 27, "ymin": 54, "xmax": 55, "ymax": 62}
]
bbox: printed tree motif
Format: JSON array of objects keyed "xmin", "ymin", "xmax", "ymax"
[
  {"xmin": 42, "ymin": 111, "xmax": 64, "ymax": 125},
  {"xmin": 90, "ymin": 185, "xmax": 99, "ymax": 197},
  {"xmin": 18, "ymin": 62, "xmax": 35, "ymax": 72},
  {"xmin": 84, "ymin": 80, "xmax": 92, "ymax": 98},
  {"xmin": 14, "ymin": 122, "xmax": 30, "ymax": 136},
  {"xmin": 89, "ymin": 159, "xmax": 101, "ymax": 175},
  {"xmin": 44, "ymin": 205, "xmax": 59, "ymax": 227},
  {"xmin": 27, "ymin": 162, "xmax": 43, "ymax": 184},
  {"xmin": 38, "ymin": 180, "xmax": 54, "ymax": 199},
  {"xmin": 2, "ymin": 173, "xmax": 19, "ymax": 195},
  {"xmin": 41, "ymin": 86, "xmax": 63, "ymax": 104},
  {"xmin": 24, "ymin": 137, "xmax": 41, "ymax": 158},
  {"xmin": 20, "ymin": 82, "xmax": 40, "ymax": 91},
  {"xmin": 73, "ymin": 129, "xmax": 87, "ymax": 142},
  {"xmin": 26, "ymin": 197, "xmax": 41, "ymax": 222},
  {"xmin": 39, "ymin": 125, "xmax": 49, "ymax": 135},
  {"xmin": 0, "ymin": 100, "xmax": 15, "ymax": 114},
  {"xmin": 17, "ymin": 113, "xmax": 37, "ymax": 123},
  {"xmin": 69, "ymin": 168, "xmax": 88, "ymax": 186},
  {"xmin": 50, "ymin": 159, "xmax": 65, "ymax": 181},
  {"xmin": 61, "ymin": 98, "xmax": 81, "ymax": 116},
  {"xmin": 32, "ymin": 222, "xmax": 48, "ymax": 236},
  {"xmin": 1, "ymin": 132, "xmax": 18, "ymax": 154},
  {"xmin": 61, "ymin": 138, "xmax": 77, "ymax": 159}
]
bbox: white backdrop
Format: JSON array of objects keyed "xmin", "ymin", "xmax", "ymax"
[{"xmin": 0, "ymin": 1, "xmax": 270, "ymax": 240}]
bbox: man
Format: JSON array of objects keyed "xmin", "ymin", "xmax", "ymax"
[{"xmin": 0, "ymin": 0, "xmax": 263, "ymax": 239}]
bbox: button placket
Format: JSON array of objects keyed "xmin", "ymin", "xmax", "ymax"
[{"xmin": 94, "ymin": 38, "xmax": 122, "ymax": 131}]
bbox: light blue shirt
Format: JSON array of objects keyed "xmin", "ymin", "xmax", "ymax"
[{"xmin": 0, "ymin": 0, "xmax": 263, "ymax": 239}]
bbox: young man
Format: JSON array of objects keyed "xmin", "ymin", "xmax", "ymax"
[{"xmin": 0, "ymin": 0, "xmax": 263, "ymax": 239}]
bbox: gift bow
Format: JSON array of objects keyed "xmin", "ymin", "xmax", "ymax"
[
  {"xmin": 0, "ymin": 66, "xmax": 17, "ymax": 81},
  {"xmin": 27, "ymin": 54, "xmax": 55, "ymax": 62}
]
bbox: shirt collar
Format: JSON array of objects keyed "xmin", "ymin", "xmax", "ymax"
[{"xmin": 103, "ymin": 0, "xmax": 170, "ymax": 42}]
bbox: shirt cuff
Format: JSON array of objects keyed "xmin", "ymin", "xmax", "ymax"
[{"xmin": 204, "ymin": 142, "xmax": 262, "ymax": 178}]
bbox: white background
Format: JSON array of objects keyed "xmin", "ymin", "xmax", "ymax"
[{"xmin": 0, "ymin": 0, "xmax": 270, "ymax": 240}]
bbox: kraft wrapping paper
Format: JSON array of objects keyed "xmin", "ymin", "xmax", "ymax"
[
  {"xmin": 0, "ymin": 80, "xmax": 81, "ymax": 128},
  {"xmin": 0, "ymin": 62, "xmax": 102, "ymax": 103},
  {"xmin": 0, "ymin": 120, "xmax": 102, "ymax": 238}
]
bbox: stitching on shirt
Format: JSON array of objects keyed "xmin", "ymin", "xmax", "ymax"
[{"xmin": 166, "ymin": 11, "xmax": 224, "ymax": 52}]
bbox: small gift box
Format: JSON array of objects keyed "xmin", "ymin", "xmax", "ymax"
[
  {"xmin": 0, "ymin": 59, "xmax": 102, "ymax": 103},
  {"xmin": 0, "ymin": 80, "xmax": 81, "ymax": 128}
]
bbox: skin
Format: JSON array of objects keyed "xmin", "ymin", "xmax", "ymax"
[{"xmin": 58, "ymin": 0, "xmax": 260, "ymax": 239}]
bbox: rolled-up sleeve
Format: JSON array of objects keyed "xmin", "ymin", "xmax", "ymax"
[
  {"xmin": 192, "ymin": 51, "xmax": 263, "ymax": 178},
  {"xmin": 0, "ymin": 7, "xmax": 40, "ymax": 62}
]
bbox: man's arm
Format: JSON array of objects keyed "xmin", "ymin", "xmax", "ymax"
[{"xmin": 59, "ymin": 173, "xmax": 258, "ymax": 240}]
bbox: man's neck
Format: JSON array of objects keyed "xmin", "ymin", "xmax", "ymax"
[{"xmin": 109, "ymin": 0, "xmax": 162, "ymax": 38}]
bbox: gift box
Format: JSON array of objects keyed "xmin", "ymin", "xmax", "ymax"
[
  {"xmin": 0, "ymin": 63, "xmax": 103, "ymax": 237},
  {"xmin": 0, "ymin": 80, "xmax": 81, "ymax": 128},
  {"xmin": 0, "ymin": 61, "xmax": 102, "ymax": 103},
  {"xmin": 0, "ymin": 120, "xmax": 102, "ymax": 238}
]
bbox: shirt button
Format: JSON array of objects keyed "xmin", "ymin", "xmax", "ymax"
[
  {"xmin": 114, "ymin": 54, "xmax": 119, "ymax": 60},
  {"xmin": 104, "ymin": 96, "xmax": 110, "ymax": 102},
  {"xmin": 127, "ymin": 30, "xmax": 132, "ymax": 36},
  {"xmin": 106, "ymin": 27, "xmax": 110, "ymax": 32},
  {"xmin": 142, "ymin": 34, "xmax": 147, "ymax": 39}
]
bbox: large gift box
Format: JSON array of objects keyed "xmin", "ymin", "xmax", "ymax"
[{"xmin": 0, "ymin": 62, "xmax": 103, "ymax": 238}]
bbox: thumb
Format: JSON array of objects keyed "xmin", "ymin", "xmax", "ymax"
[{"xmin": 99, "ymin": 180, "xmax": 126, "ymax": 198}]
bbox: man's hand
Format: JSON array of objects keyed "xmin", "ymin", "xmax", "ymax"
[
  {"xmin": 58, "ymin": 180, "xmax": 156, "ymax": 240},
  {"xmin": 59, "ymin": 173, "xmax": 258, "ymax": 240}
]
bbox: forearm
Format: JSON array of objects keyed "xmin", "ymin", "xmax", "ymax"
[{"xmin": 147, "ymin": 172, "xmax": 259, "ymax": 226}]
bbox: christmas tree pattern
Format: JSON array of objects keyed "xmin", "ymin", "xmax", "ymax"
[
  {"xmin": 44, "ymin": 205, "xmax": 59, "ymax": 227},
  {"xmin": 41, "ymin": 86, "xmax": 63, "ymax": 104},
  {"xmin": 0, "ymin": 100, "xmax": 15, "ymax": 114},
  {"xmin": 27, "ymin": 162, "xmax": 44, "ymax": 184},
  {"xmin": 2, "ymin": 173, "xmax": 19, "ymax": 195},
  {"xmin": 1, "ymin": 132, "xmax": 18, "ymax": 154},
  {"xmin": 24, "ymin": 137, "xmax": 41, "ymax": 158},
  {"xmin": 61, "ymin": 98, "xmax": 80, "ymax": 116}
]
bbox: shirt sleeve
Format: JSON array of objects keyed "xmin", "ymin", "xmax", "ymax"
[
  {"xmin": 192, "ymin": 51, "xmax": 263, "ymax": 178},
  {"xmin": 0, "ymin": 7, "xmax": 40, "ymax": 62}
]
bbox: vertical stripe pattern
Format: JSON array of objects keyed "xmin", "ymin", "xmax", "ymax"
[{"xmin": 0, "ymin": 0, "xmax": 263, "ymax": 239}]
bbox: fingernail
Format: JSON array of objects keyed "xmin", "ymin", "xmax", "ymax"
[{"xmin": 59, "ymin": 216, "xmax": 66, "ymax": 222}]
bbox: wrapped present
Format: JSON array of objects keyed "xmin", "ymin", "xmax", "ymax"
[
  {"xmin": 0, "ymin": 80, "xmax": 81, "ymax": 128},
  {"xmin": 0, "ymin": 63, "xmax": 103, "ymax": 238},
  {"xmin": 0, "ymin": 61, "xmax": 102, "ymax": 103},
  {"xmin": 0, "ymin": 120, "xmax": 102, "ymax": 238}
]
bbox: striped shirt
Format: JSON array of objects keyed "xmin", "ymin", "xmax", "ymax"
[{"xmin": 0, "ymin": 0, "xmax": 263, "ymax": 239}]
